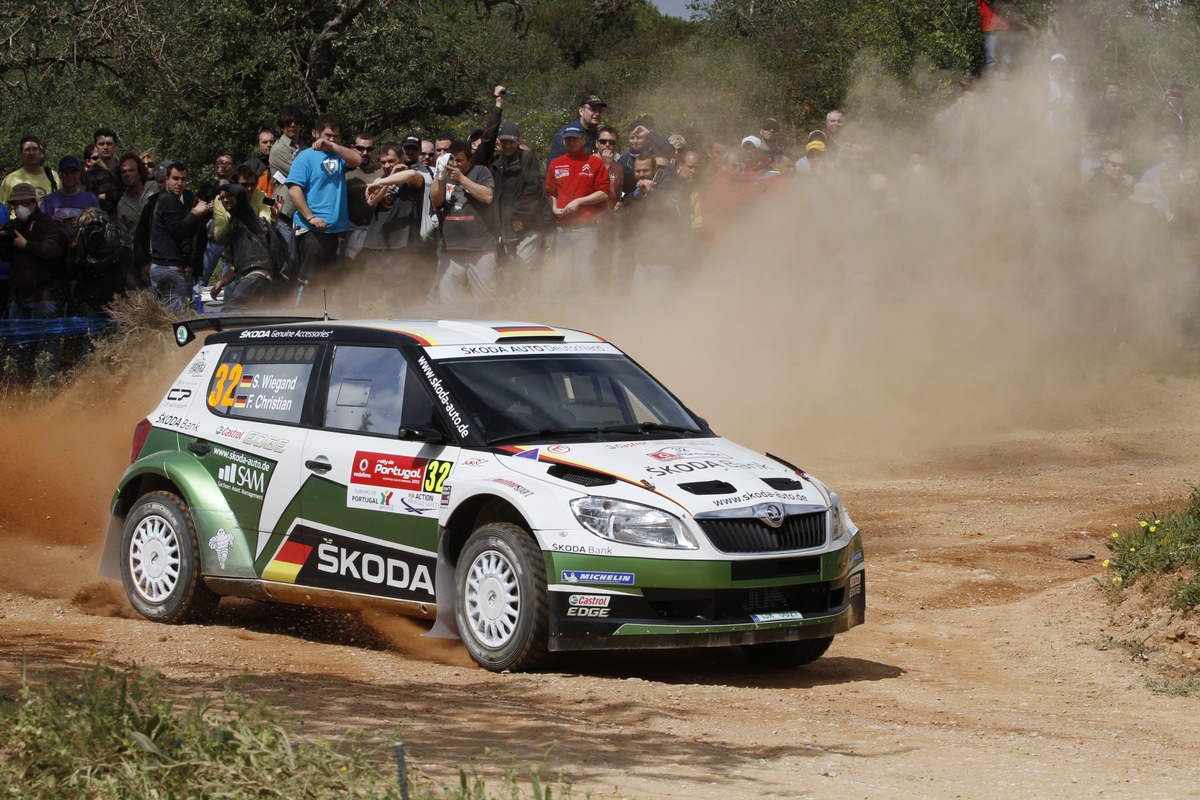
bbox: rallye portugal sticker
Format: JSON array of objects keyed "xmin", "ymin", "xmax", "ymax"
[{"xmin": 348, "ymin": 451, "xmax": 451, "ymax": 515}]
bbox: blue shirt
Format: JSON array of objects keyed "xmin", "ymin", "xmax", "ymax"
[
  {"xmin": 286, "ymin": 148, "xmax": 349, "ymax": 234},
  {"xmin": 0, "ymin": 203, "xmax": 9, "ymax": 281}
]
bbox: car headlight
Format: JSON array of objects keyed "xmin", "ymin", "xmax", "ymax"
[
  {"xmin": 829, "ymin": 492, "xmax": 855, "ymax": 546},
  {"xmin": 570, "ymin": 497, "xmax": 698, "ymax": 550}
]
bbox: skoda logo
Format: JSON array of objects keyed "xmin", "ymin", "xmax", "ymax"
[{"xmin": 755, "ymin": 503, "xmax": 786, "ymax": 528}]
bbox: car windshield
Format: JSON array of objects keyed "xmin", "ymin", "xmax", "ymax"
[{"xmin": 434, "ymin": 354, "xmax": 704, "ymax": 444}]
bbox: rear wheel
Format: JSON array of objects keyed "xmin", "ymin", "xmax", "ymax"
[
  {"xmin": 741, "ymin": 636, "xmax": 834, "ymax": 667},
  {"xmin": 454, "ymin": 522, "xmax": 550, "ymax": 672},
  {"xmin": 120, "ymin": 491, "xmax": 219, "ymax": 623}
]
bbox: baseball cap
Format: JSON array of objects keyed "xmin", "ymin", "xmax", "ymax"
[
  {"xmin": 562, "ymin": 123, "xmax": 586, "ymax": 139},
  {"xmin": 579, "ymin": 95, "xmax": 607, "ymax": 108},
  {"xmin": 155, "ymin": 160, "xmax": 176, "ymax": 180},
  {"xmin": 400, "ymin": 133, "xmax": 421, "ymax": 148},
  {"xmin": 58, "ymin": 155, "xmax": 82, "ymax": 171},
  {"xmin": 498, "ymin": 123, "xmax": 521, "ymax": 141},
  {"xmin": 806, "ymin": 140, "xmax": 827, "ymax": 153},
  {"xmin": 762, "ymin": 117, "xmax": 781, "ymax": 131},
  {"xmin": 741, "ymin": 135, "xmax": 762, "ymax": 148},
  {"xmin": 8, "ymin": 183, "xmax": 37, "ymax": 203}
]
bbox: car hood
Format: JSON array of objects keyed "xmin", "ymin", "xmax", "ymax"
[{"xmin": 493, "ymin": 438, "xmax": 829, "ymax": 516}]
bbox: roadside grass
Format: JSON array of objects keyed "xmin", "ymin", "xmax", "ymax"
[
  {"xmin": 1092, "ymin": 486, "xmax": 1200, "ymax": 694},
  {"xmin": 1098, "ymin": 485, "xmax": 1200, "ymax": 611},
  {"xmin": 0, "ymin": 659, "xmax": 576, "ymax": 800}
]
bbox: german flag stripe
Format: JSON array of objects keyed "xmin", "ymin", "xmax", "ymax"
[
  {"xmin": 239, "ymin": 375, "xmax": 253, "ymax": 388},
  {"xmin": 494, "ymin": 325, "xmax": 558, "ymax": 337},
  {"xmin": 233, "ymin": 396, "xmax": 248, "ymax": 408},
  {"xmin": 394, "ymin": 329, "xmax": 439, "ymax": 346},
  {"xmin": 262, "ymin": 541, "xmax": 313, "ymax": 584}
]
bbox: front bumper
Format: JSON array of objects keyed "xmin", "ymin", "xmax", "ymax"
[{"xmin": 544, "ymin": 544, "xmax": 865, "ymax": 652}]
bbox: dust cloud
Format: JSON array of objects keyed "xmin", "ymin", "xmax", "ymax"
[{"xmin": 3, "ymin": 50, "xmax": 1194, "ymax": 638}]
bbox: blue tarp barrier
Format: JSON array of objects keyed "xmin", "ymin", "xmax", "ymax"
[{"xmin": 0, "ymin": 317, "xmax": 114, "ymax": 346}]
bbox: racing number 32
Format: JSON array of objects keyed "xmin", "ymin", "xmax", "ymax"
[
  {"xmin": 424, "ymin": 460, "xmax": 451, "ymax": 493},
  {"xmin": 208, "ymin": 363, "xmax": 244, "ymax": 408}
]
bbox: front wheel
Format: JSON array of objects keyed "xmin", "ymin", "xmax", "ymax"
[
  {"xmin": 741, "ymin": 636, "xmax": 834, "ymax": 667},
  {"xmin": 120, "ymin": 491, "xmax": 219, "ymax": 623},
  {"xmin": 454, "ymin": 522, "xmax": 550, "ymax": 672}
]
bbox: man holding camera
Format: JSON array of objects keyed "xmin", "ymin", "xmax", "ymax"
[{"xmin": 1, "ymin": 183, "xmax": 70, "ymax": 380}]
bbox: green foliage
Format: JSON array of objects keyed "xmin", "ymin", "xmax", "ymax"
[
  {"xmin": 0, "ymin": 660, "xmax": 400, "ymax": 799},
  {"xmin": 0, "ymin": 660, "xmax": 580, "ymax": 799},
  {"xmin": 1101, "ymin": 485, "xmax": 1200, "ymax": 611},
  {"xmin": 5, "ymin": 0, "xmax": 1200, "ymax": 175}
]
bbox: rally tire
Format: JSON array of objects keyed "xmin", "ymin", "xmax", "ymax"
[
  {"xmin": 741, "ymin": 636, "xmax": 834, "ymax": 668},
  {"xmin": 454, "ymin": 522, "xmax": 551, "ymax": 672},
  {"xmin": 119, "ymin": 491, "xmax": 219, "ymax": 624}
]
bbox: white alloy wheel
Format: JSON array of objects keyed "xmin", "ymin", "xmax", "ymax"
[
  {"xmin": 454, "ymin": 522, "xmax": 550, "ymax": 672},
  {"xmin": 463, "ymin": 549, "xmax": 521, "ymax": 646},
  {"xmin": 119, "ymin": 491, "xmax": 219, "ymax": 623},
  {"xmin": 128, "ymin": 511, "xmax": 183, "ymax": 603}
]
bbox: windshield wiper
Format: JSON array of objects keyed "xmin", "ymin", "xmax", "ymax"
[
  {"xmin": 485, "ymin": 427, "xmax": 602, "ymax": 446},
  {"xmin": 599, "ymin": 422, "xmax": 703, "ymax": 436}
]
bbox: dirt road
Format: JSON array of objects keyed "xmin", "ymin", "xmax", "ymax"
[{"xmin": 2, "ymin": 353, "xmax": 1199, "ymax": 799}]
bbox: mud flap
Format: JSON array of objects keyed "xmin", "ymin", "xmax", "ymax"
[{"xmin": 422, "ymin": 539, "xmax": 460, "ymax": 640}]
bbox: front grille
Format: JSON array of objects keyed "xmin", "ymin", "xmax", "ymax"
[
  {"xmin": 697, "ymin": 511, "xmax": 826, "ymax": 553},
  {"xmin": 643, "ymin": 582, "xmax": 835, "ymax": 620}
]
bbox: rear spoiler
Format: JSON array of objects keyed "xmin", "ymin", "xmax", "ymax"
[{"xmin": 173, "ymin": 315, "xmax": 329, "ymax": 347}]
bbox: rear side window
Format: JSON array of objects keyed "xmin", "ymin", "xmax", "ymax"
[
  {"xmin": 207, "ymin": 344, "xmax": 318, "ymax": 425},
  {"xmin": 323, "ymin": 346, "xmax": 437, "ymax": 437}
]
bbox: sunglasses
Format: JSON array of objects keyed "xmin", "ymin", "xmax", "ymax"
[
  {"xmin": 421, "ymin": 151, "xmax": 435, "ymax": 157},
  {"xmin": 598, "ymin": 139, "xmax": 618, "ymax": 145},
  {"xmin": 354, "ymin": 145, "xmax": 374, "ymax": 153}
]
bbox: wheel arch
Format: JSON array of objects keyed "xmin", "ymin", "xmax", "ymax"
[
  {"xmin": 427, "ymin": 492, "xmax": 532, "ymax": 642},
  {"xmin": 100, "ymin": 453, "xmax": 230, "ymax": 580}
]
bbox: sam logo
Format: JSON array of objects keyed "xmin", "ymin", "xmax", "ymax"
[{"xmin": 218, "ymin": 463, "xmax": 265, "ymax": 494}]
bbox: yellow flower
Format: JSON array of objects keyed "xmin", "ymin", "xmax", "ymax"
[
  {"xmin": 1155, "ymin": 519, "xmax": 1161, "ymax": 525},
  {"xmin": 1150, "ymin": 526, "xmax": 1157, "ymax": 533},
  {"xmin": 1113, "ymin": 576, "xmax": 1123, "ymax": 584},
  {"xmin": 1102, "ymin": 559, "xmax": 1111, "ymax": 568},
  {"xmin": 1139, "ymin": 520, "xmax": 1149, "ymax": 528},
  {"xmin": 1111, "ymin": 532, "xmax": 1120, "ymax": 539},
  {"xmin": 1130, "ymin": 547, "xmax": 1136, "ymax": 552}
]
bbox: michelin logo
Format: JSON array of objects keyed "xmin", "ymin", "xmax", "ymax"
[
  {"xmin": 209, "ymin": 528, "xmax": 234, "ymax": 569},
  {"xmin": 561, "ymin": 570, "xmax": 635, "ymax": 586}
]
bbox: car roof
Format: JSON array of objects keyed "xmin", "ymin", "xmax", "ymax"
[{"xmin": 192, "ymin": 317, "xmax": 608, "ymax": 348}]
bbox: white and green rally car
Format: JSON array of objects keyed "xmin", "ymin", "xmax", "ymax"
[{"xmin": 100, "ymin": 318, "xmax": 865, "ymax": 672}]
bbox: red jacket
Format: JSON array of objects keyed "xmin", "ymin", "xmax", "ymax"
[{"xmin": 545, "ymin": 151, "xmax": 609, "ymax": 224}]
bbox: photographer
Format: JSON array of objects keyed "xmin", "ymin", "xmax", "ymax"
[{"xmin": 1, "ymin": 183, "xmax": 70, "ymax": 380}]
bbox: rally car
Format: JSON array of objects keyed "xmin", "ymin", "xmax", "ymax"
[{"xmin": 100, "ymin": 318, "xmax": 865, "ymax": 672}]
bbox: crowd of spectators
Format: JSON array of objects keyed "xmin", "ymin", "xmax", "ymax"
[{"xmin": 2, "ymin": 55, "xmax": 1200, "ymax": 379}]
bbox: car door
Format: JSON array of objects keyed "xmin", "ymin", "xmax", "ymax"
[
  {"xmin": 201, "ymin": 339, "xmax": 317, "ymax": 578},
  {"xmin": 283, "ymin": 344, "xmax": 456, "ymax": 605}
]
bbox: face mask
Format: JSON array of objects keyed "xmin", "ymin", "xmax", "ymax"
[{"xmin": 14, "ymin": 205, "xmax": 32, "ymax": 221}]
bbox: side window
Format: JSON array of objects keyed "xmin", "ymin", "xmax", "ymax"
[
  {"xmin": 324, "ymin": 346, "xmax": 436, "ymax": 436},
  {"xmin": 207, "ymin": 344, "xmax": 317, "ymax": 425}
]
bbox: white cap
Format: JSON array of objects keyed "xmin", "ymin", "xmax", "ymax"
[{"xmin": 741, "ymin": 135, "xmax": 762, "ymax": 148}]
